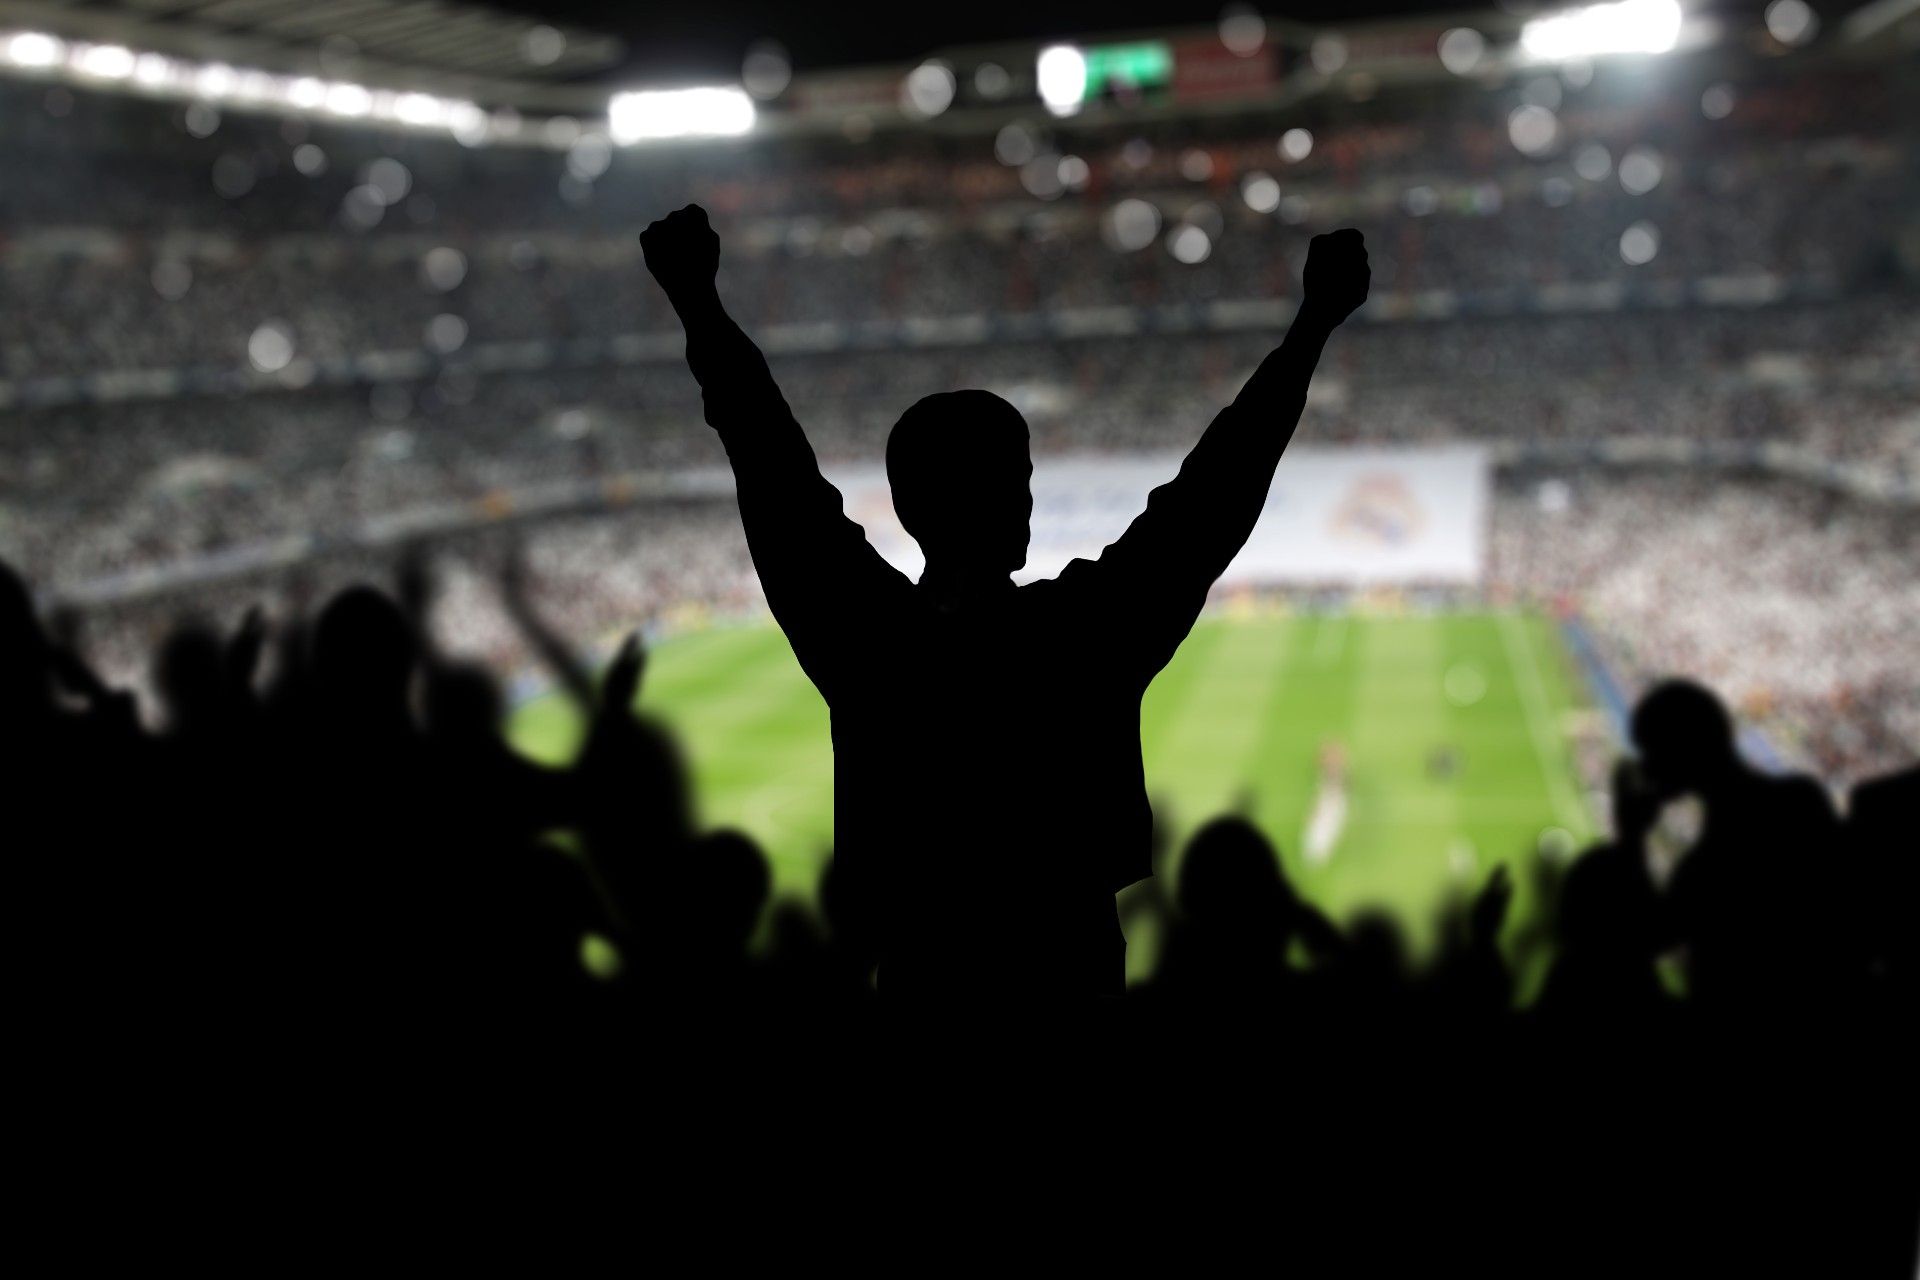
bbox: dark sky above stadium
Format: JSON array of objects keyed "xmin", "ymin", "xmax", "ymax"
[{"xmin": 500, "ymin": 0, "xmax": 1561, "ymax": 81}]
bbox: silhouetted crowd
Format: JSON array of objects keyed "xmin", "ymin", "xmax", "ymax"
[
  {"xmin": 8, "ymin": 547, "xmax": 1911, "ymax": 1028},
  {"xmin": 6, "ymin": 546, "xmax": 1913, "ymax": 1261}
]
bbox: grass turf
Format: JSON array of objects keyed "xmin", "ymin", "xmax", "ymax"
[{"xmin": 508, "ymin": 609, "xmax": 1598, "ymax": 980}]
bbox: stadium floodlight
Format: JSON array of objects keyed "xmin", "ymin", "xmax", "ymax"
[
  {"xmin": 132, "ymin": 52, "xmax": 173, "ymax": 87},
  {"xmin": 608, "ymin": 87, "xmax": 755, "ymax": 143},
  {"xmin": 4, "ymin": 31, "xmax": 66, "ymax": 68},
  {"xmin": 447, "ymin": 102, "xmax": 488, "ymax": 146},
  {"xmin": 283, "ymin": 76, "xmax": 325, "ymax": 109},
  {"xmin": 72, "ymin": 44, "xmax": 136, "ymax": 80},
  {"xmin": 1520, "ymin": 0, "xmax": 1683, "ymax": 61},
  {"xmin": 323, "ymin": 81, "xmax": 373, "ymax": 116},
  {"xmin": 0, "ymin": 30, "xmax": 506, "ymax": 143},
  {"xmin": 1036, "ymin": 44, "xmax": 1087, "ymax": 116},
  {"xmin": 233, "ymin": 69, "xmax": 280, "ymax": 102},
  {"xmin": 393, "ymin": 92, "xmax": 448, "ymax": 126},
  {"xmin": 195, "ymin": 62, "xmax": 238, "ymax": 98}
]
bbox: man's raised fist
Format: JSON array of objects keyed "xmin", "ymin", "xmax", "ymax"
[
  {"xmin": 640, "ymin": 204, "xmax": 721, "ymax": 303},
  {"xmin": 1302, "ymin": 228, "xmax": 1370, "ymax": 326}
]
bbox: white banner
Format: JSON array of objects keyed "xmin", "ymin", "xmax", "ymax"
[{"xmin": 826, "ymin": 445, "xmax": 1489, "ymax": 587}]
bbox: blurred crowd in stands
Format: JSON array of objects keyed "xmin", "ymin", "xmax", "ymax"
[
  {"xmin": 6, "ymin": 303, "xmax": 1916, "ymax": 582},
  {"xmin": 0, "ymin": 151, "xmax": 1910, "ymax": 379},
  {"xmin": 1490, "ymin": 472, "xmax": 1919, "ymax": 789}
]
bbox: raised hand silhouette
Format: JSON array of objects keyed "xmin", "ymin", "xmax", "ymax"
[
  {"xmin": 1302, "ymin": 227, "xmax": 1371, "ymax": 324},
  {"xmin": 640, "ymin": 204, "xmax": 721, "ymax": 311}
]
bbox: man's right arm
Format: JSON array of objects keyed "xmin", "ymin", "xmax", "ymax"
[
  {"xmin": 642, "ymin": 206, "xmax": 905, "ymax": 680},
  {"xmin": 1077, "ymin": 230, "xmax": 1368, "ymax": 668}
]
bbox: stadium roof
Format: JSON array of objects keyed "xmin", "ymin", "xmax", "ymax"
[
  {"xmin": 498, "ymin": 0, "xmax": 1908, "ymax": 81},
  {"xmin": 5, "ymin": 0, "xmax": 1909, "ymax": 142},
  {"xmin": 0, "ymin": 0, "xmax": 625, "ymax": 102}
]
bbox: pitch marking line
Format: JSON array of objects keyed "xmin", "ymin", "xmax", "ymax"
[
  {"xmin": 1498, "ymin": 612, "xmax": 1587, "ymax": 833},
  {"xmin": 1313, "ymin": 615, "xmax": 1347, "ymax": 666}
]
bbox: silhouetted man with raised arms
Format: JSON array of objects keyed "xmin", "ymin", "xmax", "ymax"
[{"xmin": 643, "ymin": 205, "xmax": 1368, "ymax": 1002}]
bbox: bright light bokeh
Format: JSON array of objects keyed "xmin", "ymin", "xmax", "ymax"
[
  {"xmin": 1241, "ymin": 171, "xmax": 1281, "ymax": 213},
  {"xmin": 1036, "ymin": 44, "xmax": 1087, "ymax": 116},
  {"xmin": 1437, "ymin": 28, "xmax": 1487, "ymax": 76},
  {"xmin": 742, "ymin": 42, "xmax": 792, "ymax": 100},
  {"xmin": 246, "ymin": 321, "xmax": 295, "ymax": 374},
  {"xmin": 1218, "ymin": 4, "xmax": 1267, "ymax": 57},
  {"xmin": 1104, "ymin": 198, "xmax": 1162, "ymax": 252},
  {"xmin": 322, "ymin": 81, "xmax": 372, "ymax": 116},
  {"xmin": 393, "ymin": 92, "xmax": 447, "ymax": 126},
  {"xmin": 903, "ymin": 60, "xmax": 956, "ymax": 117},
  {"xmin": 195, "ymin": 62, "xmax": 237, "ymax": 98},
  {"xmin": 1508, "ymin": 104, "xmax": 1561, "ymax": 156},
  {"xmin": 73, "ymin": 44, "xmax": 135, "ymax": 80},
  {"xmin": 1167, "ymin": 223, "xmax": 1212, "ymax": 264},
  {"xmin": 1765, "ymin": 0, "xmax": 1819, "ymax": 46},
  {"xmin": 4, "ymin": 31, "xmax": 65, "ymax": 67}
]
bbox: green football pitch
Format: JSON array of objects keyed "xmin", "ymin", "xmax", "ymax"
[{"xmin": 508, "ymin": 610, "xmax": 1599, "ymax": 980}]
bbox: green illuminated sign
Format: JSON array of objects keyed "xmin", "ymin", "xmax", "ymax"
[{"xmin": 1084, "ymin": 42, "xmax": 1173, "ymax": 95}]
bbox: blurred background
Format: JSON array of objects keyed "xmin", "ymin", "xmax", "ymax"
[{"xmin": 1, "ymin": 0, "xmax": 1914, "ymax": 954}]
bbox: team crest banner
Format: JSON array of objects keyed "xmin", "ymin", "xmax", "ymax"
[{"xmin": 825, "ymin": 445, "xmax": 1489, "ymax": 586}]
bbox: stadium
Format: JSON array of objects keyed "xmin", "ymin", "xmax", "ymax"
[{"xmin": 1, "ymin": 0, "xmax": 1915, "ymax": 999}]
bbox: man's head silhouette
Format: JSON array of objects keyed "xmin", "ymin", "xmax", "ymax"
[
  {"xmin": 1631, "ymin": 678, "xmax": 1739, "ymax": 798},
  {"xmin": 0, "ymin": 560, "xmax": 51, "ymax": 717},
  {"xmin": 313, "ymin": 586, "xmax": 415, "ymax": 723},
  {"xmin": 886, "ymin": 390, "xmax": 1032, "ymax": 584}
]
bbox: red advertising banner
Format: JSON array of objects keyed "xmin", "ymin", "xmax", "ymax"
[{"xmin": 1172, "ymin": 36, "xmax": 1278, "ymax": 102}]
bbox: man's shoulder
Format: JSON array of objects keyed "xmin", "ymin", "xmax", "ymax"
[
  {"xmin": 1012, "ymin": 560, "xmax": 1110, "ymax": 614},
  {"xmin": 1030, "ymin": 558, "xmax": 1103, "ymax": 590}
]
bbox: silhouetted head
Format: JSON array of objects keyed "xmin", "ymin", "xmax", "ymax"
[
  {"xmin": 1346, "ymin": 909, "xmax": 1411, "ymax": 985},
  {"xmin": 886, "ymin": 390, "xmax": 1032, "ymax": 582},
  {"xmin": 1631, "ymin": 679, "xmax": 1738, "ymax": 797},
  {"xmin": 155, "ymin": 623, "xmax": 225, "ymax": 735},
  {"xmin": 422, "ymin": 662, "xmax": 504, "ymax": 746},
  {"xmin": 0, "ymin": 561, "xmax": 51, "ymax": 715},
  {"xmin": 687, "ymin": 828, "xmax": 772, "ymax": 957},
  {"xmin": 1178, "ymin": 816, "xmax": 1287, "ymax": 927},
  {"xmin": 312, "ymin": 586, "xmax": 416, "ymax": 721}
]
